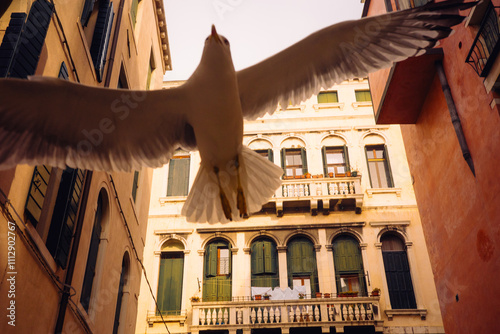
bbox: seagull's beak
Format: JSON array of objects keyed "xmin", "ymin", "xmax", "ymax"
[{"xmin": 211, "ymin": 24, "xmax": 222, "ymax": 44}]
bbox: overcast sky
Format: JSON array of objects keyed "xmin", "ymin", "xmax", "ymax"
[{"xmin": 162, "ymin": 1, "xmax": 365, "ymax": 81}]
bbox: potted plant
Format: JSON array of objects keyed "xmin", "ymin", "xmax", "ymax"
[
  {"xmin": 328, "ymin": 172, "xmax": 334, "ymax": 178},
  {"xmin": 263, "ymin": 293, "xmax": 270, "ymax": 300},
  {"xmin": 190, "ymin": 296, "xmax": 200, "ymax": 303},
  {"xmin": 339, "ymin": 291, "xmax": 358, "ymax": 297},
  {"xmin": 315, "ymin": 292, "xmax": 322, "ymax": 298},
  {"xmin": 323, "ymin": 293, "xmax": 331, "ymax": 298},
  {"xmin": 254, "ymin": 294, "xmax": 262, "ymax": 300},
  {"xmin": 371, "ymin": 288, "xmax": 381, "ymax": 297},
  {"xmin": 298, "ymin": 293, "xmax": 305, "ymax": 299},
  {"xmin": 305, "ymin": 172, "xmax": 311, "ymax": 178}
]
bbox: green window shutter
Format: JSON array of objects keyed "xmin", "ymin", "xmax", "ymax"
[
  {"xmin": 267, "ymin": 149, "xmax": 274, "ymax": 163},
  {"xmin": 263, "ymin": 240, "xmax": 277, "ymax": 274},
  {"xmin": 146, "ymin": 61, "xmax": 152, "ymax": 90},
  {"xmin": 156, "ymin": 255, "xmax": 168, "ymax": 314},
  {"xmin": 167, "ymin": 255, "xmax": 184, "ymax": 312},
  {"xmin": 355, "ymin": 90, "xmax": 372, "ymax": 102},
  {"xmin": 130, "ymin": 0, "xmax": 139, "ymax": 27},
  {"xmin": 206, "ymin": 244, "xmax": 218, "ymax": 277},
  {"xmin": 321, "ymin": 146, "xmax": 328, "ymax": 176},
  {"xmin": 251, "ymin": 242, "xmax": 264, "ymax": 274},
  {"xmin": 300, "ymin": 148, "xmax": 308, "ymax": 174},
  {"xmin": 227, "ymin": 247, "xmax": 232, "ymax": 275},
  {"xmin": 280, "ymin": 148, "xmax": 287, "ymax": 176},
  {"xmin": 343, "ymin": 145, "xmax": 350, "ymax": 173},
  {"xmin": 384, "ymin": 144, "xmax": 394, "ymax": 188},
  {"xmin": 167, "ymin": 157, "xmax": 190, "ymax": 196}
]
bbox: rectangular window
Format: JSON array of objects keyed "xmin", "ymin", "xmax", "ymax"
[
  {"xmin": 166, "ymin": 155, "xmax": 190, "ymax": 196},
  {"xmin": 339, "ymin": 275, "xmax": 360, "ymax": 293},
  {"xmin": 317, "ymin": 91, "xmax": 338, "ymax": 103},
  {"xmin": 283, "ymin": 148, "xmax": 307, "ymax": 177},
  {"xmin": 322, "ymin": 146, "xmax": 349, "ymax": 176},
  {"xmin": 218, "ymin": 248, "xmax": 230, "ymax": 275},
  {"xmin": 366, "ymin": 145, "xmax": 394, "ymax": 188},
  {"xmin": 355, "ymin": 90, "xmax": 372, "ymax": 102},
  {"xmin": 130, "ymin": 0, "xmax": 139, "ymax": 26},
  {"xmin": 255, "ymin": 149, "xmax": 274, "ymax": 163}
]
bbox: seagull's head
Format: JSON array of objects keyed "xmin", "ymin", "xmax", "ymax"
[{"xmin": 205, "ymin": 25, "xmax": 230, "ymax": 50}]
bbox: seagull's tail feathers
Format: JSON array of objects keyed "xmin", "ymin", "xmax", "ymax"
[{"xmin": 182, "ymin": 146, "xmax": 282, "ymax": 223}]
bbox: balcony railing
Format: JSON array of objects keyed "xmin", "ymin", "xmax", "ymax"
[
  {"xmin": 191, "ymin": 296, "xmax": 381, "ymax": 332},
  {"xmin": 466, "ymin": 2, "xmax": 500, "ymax": 77},
  {"xmin": 270, "ymin": 176, "xmax": 363, "ymax": 215}
]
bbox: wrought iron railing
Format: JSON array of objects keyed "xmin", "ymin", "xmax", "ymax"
[{"xmin": 466, "ymin": 3, "xmax": 500, "ymax": 77}]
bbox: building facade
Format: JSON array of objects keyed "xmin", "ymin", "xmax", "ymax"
[
  {"xmin": 135, "ymin": 79, "xmax": 444, "ymax": 334},
  {"xmin": 363, "ymin": 1, "xmax": 500, "ymax": 333},
  {"xmin": 0, "ymin": 1, "xmax": 169, "ymax": 333}
]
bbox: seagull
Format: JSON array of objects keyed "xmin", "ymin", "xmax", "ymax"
[{"xmin": 0, "ymin": 0, "xmax": 476, "ymax": 223}]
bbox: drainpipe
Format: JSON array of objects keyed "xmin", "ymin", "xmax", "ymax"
[
  {"xmin": 104, "ymin": 0, "xmax": 124, "ymax": 88},
  {"xmin": 435, "ymin": 60, "xmax": 476, "ymax": 177},
  {"xmin": 54, "ymin": 171, "xmax": 93, "ymax": 334}
]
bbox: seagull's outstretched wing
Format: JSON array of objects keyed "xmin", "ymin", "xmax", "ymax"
[
  {"xmin": 237, "ymin": 0, "xmax": 476, "ymax": 119},
  {"xmin": 0, "ymin": 77, "xmax": 194, "ymax": 171}
]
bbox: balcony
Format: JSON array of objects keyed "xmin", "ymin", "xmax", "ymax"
[
  {"xmin": 466, "ymin": 2, "xmax": 500, "ymax": 78},
  {"xmin": 267, "ymin": 175, "xmax": 363, "ymax": 216},
  {"xmin": 191, "ymin": 296, "xmax": 382, "ymax": 334}
]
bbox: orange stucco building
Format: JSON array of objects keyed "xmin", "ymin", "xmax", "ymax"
[{"xmin": 363, "ymin": 0, "xmax": 500, "ymax": 333}]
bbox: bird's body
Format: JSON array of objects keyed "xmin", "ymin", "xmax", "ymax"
[{"xmin": 0, "ymin": 1, "xmax": 477, "ymax": 223}]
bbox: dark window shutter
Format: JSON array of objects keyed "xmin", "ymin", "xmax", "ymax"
[
  {"xmin": 343, "ymin": 145, "xmax": 350, "ymax": 173},
  {"xmin": 90, "ymin": 0, "xmax": 114, "ymax": 82},
  {"xmin": 383, "ymin": 251, "xmax": 417, "ymax": 309},
  {"xmin": 46, "ymin": 168, "xmax": 85, "ymax": 268},
  {"xmin": 0, "ymin": 13, "xmax": 27, "ymax": 77},
  {"xmin": 384, "ymin": 144, "xmax": 394, "ymax": 187},
  {"xmin": 0, "ymin": 0, "xmax": 54, "ymax": 78},
  {"xmin": 384, "ymin": 0, "xmax": 393, "ymax": 12},
  {"xmin": 58, "ymin": 61, "xmax": 69, "ymax": 80},
  {"xmin": 264, "ymin": 240, "xmax": 277, "ymax": 274},
  {"xmin": 156, "ymin": 252, "xmax": 184, "ymax": 315},
  {"xmin": 80, "ymin": 195, "xmax": 104, "ymax": 312},
  {"xmin": 364, "ymin": 146, "xmax": 374, "ymax": 188},
  {"xmin": 24, "ymin": 165, "xmax": 52, "ymax": 227},
  {"xmin": 251, "ymin": 241, "xmax": 264, "ymax": 274},
  {"xmin": 80, "ymin": 0, "xmax": 97, "ymax": 27},
  {"xmin": 131, "ymin": 171, "xmax": 139, "ymax": 202},
  {"xmin": 112, "ymin": 258, "xmax": 126, "ymax": 333},
  {"xmin": 321, "ymin": 146, "xmax": 328, "ymax": 176},
  {"xmin": 267, "ymin": 148, "xmax": 274, "ymax": 163},
  {"xmin": 300, "ymin": 148, "xmax": 308, "ymax": 174}
]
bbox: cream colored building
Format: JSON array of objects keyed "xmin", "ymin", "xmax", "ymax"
[
  {"xmin": 0, "ymin": 1, "xmax": 168, "ymax": 333},
  {"xmin": 135, "ymin": 79, "xmax": 444, "ymax": 334}
]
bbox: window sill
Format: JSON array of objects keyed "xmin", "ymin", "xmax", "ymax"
[
  {"xmin": 159, "ymin": 196, "xmax": 187, "ymax": 204},
  {"xmin": 24, "ymin": 223, "xmax": 58, "ymax": 274},
  {"xmin": 352, "ymin": 101, "xmax": 373, "ymax": 109},
  {"xmin": 385, "ymin": 309, "xmax": 427, "ymax": 321},
  {"xmin": 313, "ymin": 102, "xmax": 345, "ymax": 111},
  {"xmin": 366, "ymin": 188, "xmax": 402, "ymax": 198},
  {"xmin": 147, "ymin": 313, "xmax": 187, "ymax": 326}
]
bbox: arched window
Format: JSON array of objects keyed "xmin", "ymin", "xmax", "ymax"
[
  {"xmin": 287, "ymin": 236, "xmax": 318, "ymax": 296},
  {"xmin": 203, "ymin": 240, "xmax": 232, "ymax": 301},
  {"xmin": 332, "ymin": 235, "xmax": 367, "ymax": 296},
  {"xmin": 81, "ymin": 189, "xmax": 108, "ymax": 312},
  {"xmin": 157, "ymin": 240, "xmax": 184, "ymax": 315},
  {"xmin": 381, "ymin": 233, "xmax": 416, "ymax": 309},
  {"xmin": 112, "ymin": 253, "xmax": 129, "ymax": 334},
  {"xmin": 251, "ymin": 238, "xmax": 279, "ymax": 288}
]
